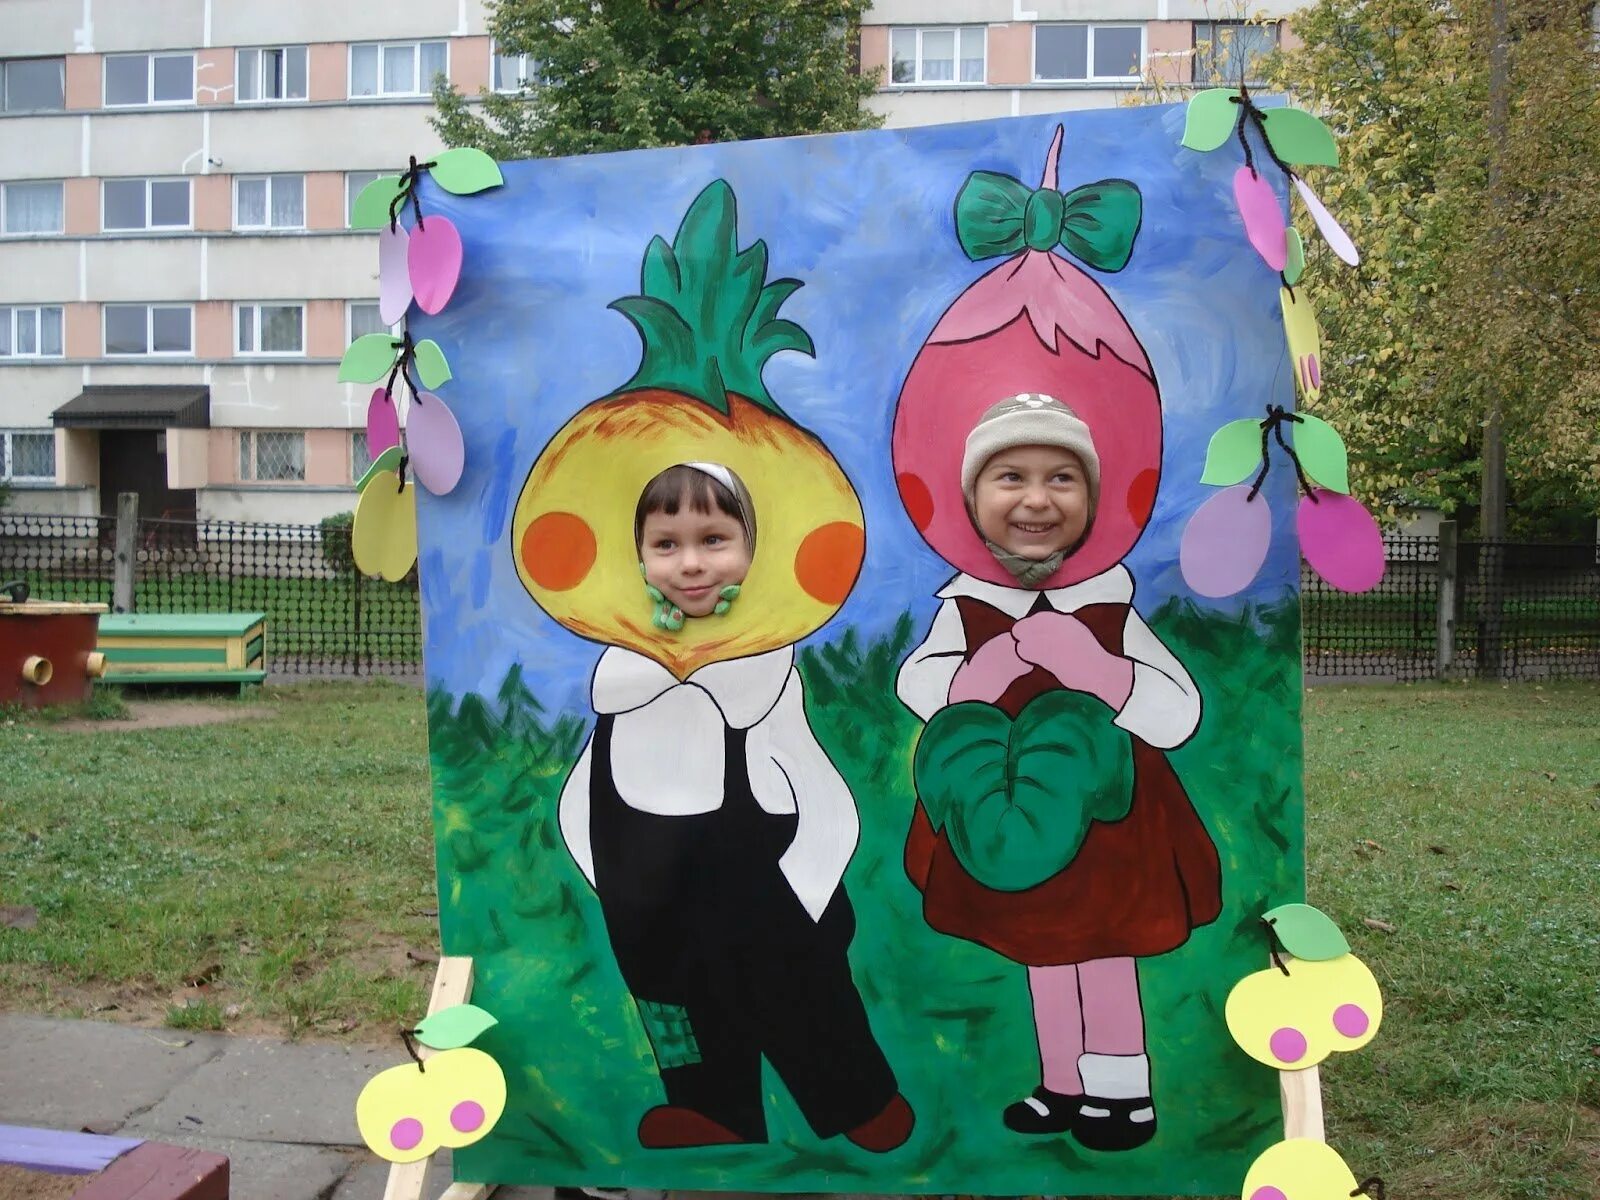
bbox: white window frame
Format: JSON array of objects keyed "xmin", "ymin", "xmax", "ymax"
[
  {"xmin": 1032, "ymin": 23, "xmax": 1147, "ymax": 84},
  {"xmin": 2, "ymin": 57, "xmax": 66, "ymax": 113},
  {"xmin": 350, "ymin": 429, "xmax": 373, "ymax": 481},
  {"xmin": 235, "ymin": 45, "xmax": 309, "ymax": 103},
  {"xmin": 103, "ymin": 52, "xmax": 195, "ymax": 107},
  {"xmin": 491, "ymin": 41, "xmax": 540, "ymax": 92},
  {"xmin": 1191, "ymin": 20, "xmax": 1281, "ymax": 85},
  {"xmin": 238, "ymin": 430, "xmax": 307, "ymax": 483},
  {"xmin": 0, "ymin": 305, "xmax": 66, "ymax": 358},
  {"xmin": 0, "ymin": 430, "xmax": 57, "ymax": 483},
  {"xmin": 235, "ymin": 303, "xmax": 306, "ymax": 357},
  {"xmin": 888, "ymin": 26, "xmax": 987, "ymax": 87},
  {"xmin": 233, "ymin": 174, "xmax": 306, "ymax": 230},
  {"xmin": 102, "ymin": 304, "xmax": 194, "ymax": 357},
  {"xmin": 346, "ymin": 301, "xmax": 398, "ymax": 343},
  {"xmin": 0, "ymin": 180, "xmax": 65, "ymax": 236},
  {"xmin": 101, "ymin": 177, "xmax": 193, "ymax": 233},
  {"xmin": 347, "ymin": 40, "xmax": 450, "ymax": 99}
]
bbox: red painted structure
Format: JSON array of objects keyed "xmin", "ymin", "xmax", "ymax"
[{"xmin": 0, "ymin": 601, "xmax": 109, "ymax": 708}]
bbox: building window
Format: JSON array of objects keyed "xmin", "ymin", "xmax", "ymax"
[
  {"xmin": 350, "ymin": 430, "xmax": 373, "ymax": 480},
  {"xmin": 349, "ymin": 41, "xmax": 448, "ymax": 98},
  {"xmin": 103, "ymin": 304, "xmax": 193, "ymax": 356},
  {"xmin": 2, "ymin": 57, "xmax": 65, "ymax": 112},
  {"xmin": 0, "ymin": 180, "xmax": 64, "ymax": 235},
  {"xmin": 492, "ymin": 45, "xmax": 541, "ymax": 92},
  {"xmin": 345, "ymin": 172, "xmax": 384, "ymax": 225},
  {"xmin": 236, "ymin": 304, "xmax": 305, "ymax": 356},
  {"xmin": 104, "ymin": 52, "xmax": 195, "ymax": 106},
  {"xmin": 1193, "ymin": 21, "xmax": 1281, "ymax": 84},
  {"xmin": 0, "ymin": 430, "xmax": 56, "ymax": 482},
  {"xmin": 347, "ymin": 301, "xmax": 396, "ymax": 342},
  {"xmin": 103, "ymin": 178, "xmax": 191, "ymax": 231},
  {"xmin": 239, "ymin": 430, "xmax": 306, "ymax": 482},
  {"xmin": 0, "ymin": 306, "xmax": 65, "ymax": 358},
  {"xmin": 890, "ymin": 27, "xmax": 985, "ymax": 85},
  {"xmin": 234, "ymin": 175, "xmax": 305, "ymax": 229},
  {"xmin": 1034, "ymin": 24, "xmax": 1145, "ymax": 82},
  {"xmin": 236, "ymin": 46, "xmax": 308, "ymax": 102}
]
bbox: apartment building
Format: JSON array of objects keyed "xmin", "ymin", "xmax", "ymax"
[{"xmin": 1, "ymin": 1, "xmax": 1299, "ymax": 525}]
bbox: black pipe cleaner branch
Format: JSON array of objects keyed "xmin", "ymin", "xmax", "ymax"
[
  {"xmin": 1246, "ymin": 405, "xmax": 1319, "ymax": 504},
  {"xmin": 1260, "ymin": 916, "xmax": 1291, "ymax": 977}
]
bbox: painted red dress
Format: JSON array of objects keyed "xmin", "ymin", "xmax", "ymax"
[{"xmin": 899, "ymin": 569, "xmax": 1223, "ymax": 966}]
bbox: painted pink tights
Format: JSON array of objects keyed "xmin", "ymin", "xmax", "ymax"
[{"xmin": 1027, "ymin": 958, "xmax": 1145, "ymax": 1095}]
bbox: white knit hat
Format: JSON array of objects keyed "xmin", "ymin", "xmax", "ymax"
[{"xmin": 960, "ymin": 393, "xmax": 1100, "ymax": 499}]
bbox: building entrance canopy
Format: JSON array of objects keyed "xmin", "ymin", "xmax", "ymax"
[{"xmin": 53, "ymin": 386, "xmax": 210, "ymax": 430}]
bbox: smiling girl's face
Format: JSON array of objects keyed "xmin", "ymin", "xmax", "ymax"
[
  {"xmin": 971, "ymin": 445, "xmax": 1092, "ymax": 561},
  {"xmin": 638, "ymin": 493, "xmax": 753, "ymax": 618}
]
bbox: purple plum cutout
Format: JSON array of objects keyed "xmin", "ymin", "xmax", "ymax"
[
  {"xmin": 1180, "ymin": 484, "xmax": 1273, "ymax": 598},
  {"xmin": 409, "ymin": 215, "xmax": 463, "ymax": 315},
  {"xmin": 1234, "ymin": 166, "xmax": 1288, "ymax": 271},
  {"xmin": 407, "ymin": 392, "xmax": 464, "ymax": 495},
  {"xmin": 1298, "ymin": 489, "xmax": 1385, "ymax": 593},
  {"xmin": 366, "ymin": 388, "xmax": 399, "ymax": 456},
  {"xmin": 378, "ymin": 226, "xmax": 412, "ymax": 326}
]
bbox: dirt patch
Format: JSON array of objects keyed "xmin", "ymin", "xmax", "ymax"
[
  {"xmin": 0, "ymin": 1164, "xmax": 89, "ymax": 1200},
  {"xmin": 52, "ymin": 701, "xmax": 272, "ymax": 734}
]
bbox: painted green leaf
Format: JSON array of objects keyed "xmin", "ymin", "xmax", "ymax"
[
  {"xmin": 355, "ymin": 445, "xmax": 404, "ymax": 493},
  {"xmin": 1263, "ymin": 902, "xmax": 1351, "ymax": 961},
  {"xmin": 350, "ymin": 175, "xmax": 407, "ymax": 230},
  {"xmin": 1283, "ymin": 226, "xmax": 1306, "ymax": 286},
  {"xmin": 1181, "ymin": 88, "xmax": 1242, "ymax": 152},
  {"xmin": 413, "ymin": 339, "xmax": 452, "ymax": 389},
  {"xmin": 414, "ymin": 1003, "xmax": 498, "ymax": 1050},
  {"xmin": 1260, "ymin": 108, "xmax": 1340, "ymax": 167},
  {"xmin": 428, "ymin": 147, "xmax": 504, "ymax": 195},
  {"xmin": 339, "ymin": 335, "xmax": 402, "ymax": 383},
  {"xmin": 1201, "ymin": 418, "xmax": 1264, "ymax": 486},
  {"xmin": 1294, "ymin": 414, "xmax": 1350, "ymax": 493}
]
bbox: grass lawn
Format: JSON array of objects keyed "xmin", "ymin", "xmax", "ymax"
[{"xmin": 2, "ymin": 679, "xmax": 1597, "ymax": 1198}]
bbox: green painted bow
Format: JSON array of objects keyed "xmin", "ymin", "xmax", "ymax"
[{"xmin": 955, "ymin": 171, "xmax": 1142, "ymax": 272}]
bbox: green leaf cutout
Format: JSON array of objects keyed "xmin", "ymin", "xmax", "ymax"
[
  {"xmin": 350, "ymin": 175, "xmax": 407, "ymax": 230},
  {"xmin": 413, "ymin": 339, "xmax": 452, "ymax": 389},
  {"xmin": 1260, "ymin": 108, "xmax": 1339, "ymax": 167},
  {"xmin": 428, "ymin": 147, "xmax": 504, "ymax": 195},
  {"xmin": 414, "ymin": 1003, "xmax": 498, "ymax": 1051},
  {"xmin": 1181, "ymin": 88, "xmax": 1242, "ymax": 152},
  {"xmin": 1294, "ymin": 413, "xmax": 1350, "ymax": 493},
  {"xmin": 1283, "ymin": 226, "xmax": 1306, "ymax": 286},
  {"xmin": 1263, "ymin": 903, "xmax": 1351, "ymax": 961},
  {"xmin": 355, "ymin": 445, "xmax": 404, "ymax": 493},
  {"xmin": 339, "ymin": 335, "xmax": 402, "ymax": 383},
  {"xmin": 1201, "ymin": 418, "xmax": 1264, "ymax": 486}
]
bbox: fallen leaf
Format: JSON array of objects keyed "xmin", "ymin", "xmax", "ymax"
[
  {"xmin": 1, "ymin": 905, "xmax": 38, "ymax": 930},
  {"xmin": 413, "ymin": 908, "xmax": 439, "ymax": 919},
  {"xmin": 406, "ymin": 948, "xmax": 439, "ymax": 965},
  {"xmin": 1428, "ymin": 845, "xmax": 1449, "ymax": 855},
  {"xmin": 183, "ymin": 963, "xmax": 222, "ymax": 987},
  {"xmin": 1440, "ymin": 881, "xmax": 1462, "ymax": 892},
  {"xmin": 1361, "ymin": 839, "xmax": 1385, "ymax": 852},
  {"xmin": 1540, "ymin": 771, "xmax": 1556, "ymax": 782},
  {"xmin": 1362, "ymin": 917, "xmax": 1397, "ymax": 934},
  {"xmin": 223, "ymin": 1003, "xmax": 243, "ymax": 1020},
  {"xmin": 79, "ymin": 1121, "xmax": 120, "ymax": 1136}
]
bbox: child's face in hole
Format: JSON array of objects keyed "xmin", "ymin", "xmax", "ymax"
[
  {"xmin": 971, "ymin": 445, "xmax": 1092, "ymax": 561},
  {"xmin": 639, "ymin": 494, "xmax": 752, "ymax": 618}
]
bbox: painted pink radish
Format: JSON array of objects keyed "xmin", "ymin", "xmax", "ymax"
[{"xmin": 408, "ymin": 215, "xmax": 463, "ymax": 316}]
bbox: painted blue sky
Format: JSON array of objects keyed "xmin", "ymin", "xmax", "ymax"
[{"xmin": 410, "ymin": 100, "xmax": 1299, "ymax": 709}]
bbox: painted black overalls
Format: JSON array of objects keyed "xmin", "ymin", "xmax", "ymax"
[{"xmin": 588, "ymin": 713, "xmax": 897, "ymax": 1142}]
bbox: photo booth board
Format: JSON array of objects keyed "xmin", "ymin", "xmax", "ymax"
[{"xmin": 408, "ymin": 100, "xmax": 1307, "ymax": 1196}]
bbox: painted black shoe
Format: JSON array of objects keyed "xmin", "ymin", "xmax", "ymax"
[
  {"xmin": 1002, "ymin": 1085, "xmax": 1083, "ymax": 1134},
  {"xmin": 1070, "ymin": 1095, "xmax": 1157, "ymax": 1151}
]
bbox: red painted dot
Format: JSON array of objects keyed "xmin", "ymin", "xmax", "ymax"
[
  {"xmin": 1127, "ymin": 468, "xmax": 1158, "ymax": 525},
  {"xmin": 897, "ymin": 472, "xmax": 934, "ymax": 532},
  {"xmin": 450, "ymin": 1100, "xmax": 485, "ymax": 1133},
  {"xmin": 390, "ymin": 1117, "xmax": 424, "ymax": 1151}
]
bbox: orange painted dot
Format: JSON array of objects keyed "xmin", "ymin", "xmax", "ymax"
[
  {"xmin": 897, "ymin": 472, "xmax": 934, "ymax": 532},
  {"xmin": 795, "ymin": 521, "xmax": 864, "ymax": 606},
  {"xmin": 520, "ymin": 511, "xmax": 596, "ymax": 592},
  {"xmin": 1127, "ymin": 468, "xmax": 1159, "ymax": 526}
]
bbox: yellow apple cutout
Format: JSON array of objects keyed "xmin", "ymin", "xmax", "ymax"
[
  {"xmin": 1225, "ymin": 953, "xmax": 1383, "ymax": 1069},
  {"xmin": 356, "ymin": 1046, "xmax": 507, "ymax": 1163},
  {"xmin": 352, "ymin": 469, "xmax": 418, "ymax": 582},
  {"xmin": 1241, "ymin": 1138, "xmax": 1361, "ymax": 1200}
]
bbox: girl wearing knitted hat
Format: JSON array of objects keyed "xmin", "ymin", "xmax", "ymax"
[{"xmin": 895, "ymin": 393, "xmax": 1223, "ymax": 1153}]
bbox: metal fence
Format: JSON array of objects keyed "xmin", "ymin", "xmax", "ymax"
[{"xmin": 4, "ymin": 511, "xmax": 1597, "ymax": 683}]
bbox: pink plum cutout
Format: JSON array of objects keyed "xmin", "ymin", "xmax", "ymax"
[
  {"xmin": 1234, "ymin": 166, "xmax": 1288, "ymax": 272},
  {"xmin": 1333, "ymin": 1003, "xmax": 1370, "ymax": 1038},
  {"xmin": 389, "ymin": 1116, "xmax": 424, "ymax": 1151},
  {"xmin": 366, "ymin": 388, "xmax": 399, "ymax": 456},
  {"xmin": 408, "ymin": 215, "xmax": 463, "ymax": 315},
  {"xmin": 406, "ymin": 393, "xmax": 464, "ymax": 495},
  {"xmin": 378, "ymin": 226, "xmax": 412, "ymax": 326},
  {"xmin": 1269, "ymin": 1026, "xmax": 1308, "ymax": 1063},
  {"xmin": 450, "ymin": 1100, "xmax": 485, "ymax": 1133},
  {"xmin": 1180, "ymin": 484, "xmax": 1272, "ymax": 599},
  {"xmin": 1293, "ymin": 175, "xmax": 1360, "ymax": 266},
  {"xmin": 1298, "ymin": 489, "xmax": 1385, "ymax": 593}
]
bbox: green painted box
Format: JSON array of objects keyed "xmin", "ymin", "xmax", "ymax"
[{"xmin": 97, "ymin": 612, "xmax": 267, "ymax": 689}]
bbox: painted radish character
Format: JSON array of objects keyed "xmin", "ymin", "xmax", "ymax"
[{"xmin": 893, "ymin": 128, "xmax": 1223, "ymax": 1152}]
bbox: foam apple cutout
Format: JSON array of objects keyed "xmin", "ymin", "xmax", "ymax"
[{"xmin": 1242, "ymin": 1138, "xmax": 1364, "ymax": 1200}]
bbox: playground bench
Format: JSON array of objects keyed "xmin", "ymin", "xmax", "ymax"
[{"xmin": 96, "ymin": 612, "xmax": 267, "ymax": 693}]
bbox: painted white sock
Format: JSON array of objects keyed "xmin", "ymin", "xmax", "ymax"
[{"xmin": 1077, "ymin": 1052, "xmax": 1150, "ymax": 1100}]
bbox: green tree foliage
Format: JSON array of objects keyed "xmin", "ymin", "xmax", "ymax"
[
  {"xmin": 1270, "ymin": 0, "xmax": 1600, "ymax": 533},
  {"xmin": 431, "ymin": 0, "xmax": 884, "ymax": 159}
]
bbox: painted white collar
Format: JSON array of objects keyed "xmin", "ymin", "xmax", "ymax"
[
  {"xmin": 935, "ymin": 564, "xmax": 1134, "ymax": 620},
  {"xmin": 591, "ymin": 644, "xmax": 794, "ymax": 729}
]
